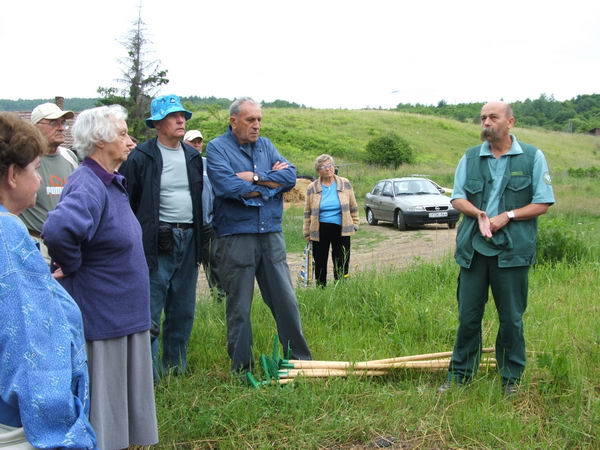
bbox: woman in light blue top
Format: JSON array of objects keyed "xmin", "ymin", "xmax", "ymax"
[
  {"xmin": 0, "ymin": 112, "xmax": 96, "ymax": 449},
  {"xmin": 303, "ymin": 154, "xmax": 359, "ymax": 286}
]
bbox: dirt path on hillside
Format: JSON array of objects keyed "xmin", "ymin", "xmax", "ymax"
[
  {"xmin": 197, "ymin": 218, "xmax": 457, "ymax": 294},
  {"xmin": 287, "ymin": 219, "xmax": 457, "ymax": 285}
]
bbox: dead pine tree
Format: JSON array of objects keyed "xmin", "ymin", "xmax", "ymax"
[{"xmin": 97, "ymin": 4, "xmax": 169, "ymax": 140}]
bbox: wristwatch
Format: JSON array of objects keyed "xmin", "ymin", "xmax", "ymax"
[
  {"xmin": 507, "ymin": 210, "xmax": 515, "ymax": 221},
  {"xmin": 252, "ymin": 173, "xmax": 260, "ymax": 183}
]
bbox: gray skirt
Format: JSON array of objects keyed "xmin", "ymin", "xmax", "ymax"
[
  {"xmin": 0, "ymin": 424, "xmax": 34, "ymax": 449},
  {"xmin": 87, "ymin": 330, "xmax": 158, "ymax": 450}
]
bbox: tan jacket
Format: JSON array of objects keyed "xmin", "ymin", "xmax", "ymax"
[{"xmin": 303, "ymin": 174, "xmax": 359, "ymax": 241}]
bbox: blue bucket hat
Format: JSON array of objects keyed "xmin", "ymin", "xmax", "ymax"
[{"xmin": 145, "ymin": 94, "xmax": 192, "ymax": 128}]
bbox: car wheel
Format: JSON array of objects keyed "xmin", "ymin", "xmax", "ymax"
[
  {"xmin": 394, "ymin": 210, "xmax": 407, "ymax": 231},
  {"xmin": 366, "ymin": 208, "xmax": 378, "ymax": 225},
  {"xmin": 448, "ymin": 221, "xmax": 457, "ymax": 229}
]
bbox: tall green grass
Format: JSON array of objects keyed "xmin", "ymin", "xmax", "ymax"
[
  {"xmin": 154, "ymin": 214, "xmax": 600, "ymax": 448},
  {"xmin": 281, "ymin": 205, "xmax": 306, "ymax": 253}
]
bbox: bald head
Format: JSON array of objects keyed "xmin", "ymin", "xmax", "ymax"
[
  {"xmin": 480, "ymin": 101, "xmax": 515, "ymax": 143},
  {"xmin": 483, "ymin": 101, "xmax": 513, "ymax": 119}
]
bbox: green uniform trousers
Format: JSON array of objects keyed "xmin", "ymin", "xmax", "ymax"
[{"xmin": 448, "ymin": 251, "xmax": 529, "ymax": 385}]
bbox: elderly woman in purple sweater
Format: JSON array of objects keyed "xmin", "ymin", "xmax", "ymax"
[{"xmin": 43, "ymin": 105, "xmax": 158, "ymax": 450}]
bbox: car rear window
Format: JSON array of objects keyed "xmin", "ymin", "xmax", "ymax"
[{"xmin": 394, "ymin": 180, "xmax": 440, "ymax": 195}]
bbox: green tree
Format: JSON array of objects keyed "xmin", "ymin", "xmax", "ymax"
[
  {"xmin": 97, "ymin": 6, "xmax": 169, "ymax": 140},
  {"xmin": 261, "ymin": 99, "xmax": 304, "ymax": 108},
  {"xmin": 365, "ymin": 132, "xmax": 414, "ymax": 168}
]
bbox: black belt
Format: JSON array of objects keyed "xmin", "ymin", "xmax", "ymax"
[{"xmin": 160, "ymin": 221, "xmax": 194, "ymax": 230}]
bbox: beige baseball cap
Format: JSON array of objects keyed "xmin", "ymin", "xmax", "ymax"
[
  {"xmin": 31, "ymin": 103, "xmax": 75, "ymax": 124},
  {"xmin": 184, "ymin": 130, "xmax": 203, "ymax": 141}
]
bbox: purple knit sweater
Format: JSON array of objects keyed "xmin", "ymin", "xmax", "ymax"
[{"xmin": 43, "ymin": 158, "xmax": 151, "ymax": 340}]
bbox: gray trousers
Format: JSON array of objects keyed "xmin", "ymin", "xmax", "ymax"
[{"xmin": 218, "ymin": 232, "xmax": 312, "ymax": 372}]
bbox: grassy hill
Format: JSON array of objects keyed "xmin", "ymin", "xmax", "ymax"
[
  {"xmin": 189, "ymin": 107, "xmax": 600, "ymax": 168},
  {"xmin": 188, "ymin": 107, "xmax": 600, "ymax": 213}
]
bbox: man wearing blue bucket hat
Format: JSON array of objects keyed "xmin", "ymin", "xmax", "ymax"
[{"xmin": 119, "ymin": 94, "xmax": 203, "ymax": 379}]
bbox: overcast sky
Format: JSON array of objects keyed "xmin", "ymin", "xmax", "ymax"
[{"xmin": 1, "ymin": 0, "xmax": 599, "ymax": 109}]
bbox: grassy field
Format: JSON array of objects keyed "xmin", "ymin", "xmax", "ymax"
[
  {"xmin": 155, "ymin": 237, "xmax": 600, "ymax": 448},
  {"xmin": 188, "ymin": 107, "xmax": 600, "ymax": 201},
  {"xmin": 152, "ymin": 109, "xmax": 600, "ymax": 448}
]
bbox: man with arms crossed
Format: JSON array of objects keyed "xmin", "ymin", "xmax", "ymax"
[
  {"xmin": 120, "ymin": 94, "xmax": 203, "ymax": 379},
  {"xmin": 207, "ymin": 97, "xmax": 311, "ymax": 372},
  {"xmin": 20, "ymin": 103, "xmax": 77, "ymax": 258},
  {"xmin": 440, "ymin": 101, "xmax": 555, "ymax": 396}
]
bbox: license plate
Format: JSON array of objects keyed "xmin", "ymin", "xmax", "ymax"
[{"xmin": 429, "ymin": 211, "xmax": 448, "ymax": 218}]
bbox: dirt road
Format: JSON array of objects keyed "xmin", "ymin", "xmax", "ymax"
[
  {"xmin": 197, "ymin": 220, "xmax": 457, "ymax": 294},
  {"xmin": 287, "ymin": 220, "xmax": 457, "ymax": 285}
]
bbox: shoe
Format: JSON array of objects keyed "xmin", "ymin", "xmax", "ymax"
[
  {"xmin": 437, "ymin": 381, "xmax": 453, "ymax": 393},
  {"xmin": 503, "ymin": 383, "xmax": 519, "ymax": 398}
]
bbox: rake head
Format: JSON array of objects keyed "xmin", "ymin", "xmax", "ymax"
[
  {"xmin": 260, "ymin": 354, "xmax": 281, "ymax": 381},
  {"xmin": 272, "ymin": 334, "xmax": 281, "ymax": 367},
  {"xmin": 246, "ymin": 372, "xmax": 264, "ymax": 389}
]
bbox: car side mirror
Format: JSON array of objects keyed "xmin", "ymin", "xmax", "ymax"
[{"xmin": 438, "ymin": 187, "xmax": 445, "ymax": 194}]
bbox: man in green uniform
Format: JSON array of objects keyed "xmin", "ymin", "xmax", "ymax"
[{"xmin": 439, "ymin": 101, "xmax": 555, "ymax": 396}]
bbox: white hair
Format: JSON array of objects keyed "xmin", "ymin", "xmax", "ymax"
[
  {"xmin": 72, "ymin": 105, "xmax": 128, "ymax": 157},
  {"xmin": 229, "ymin": 97, "xmax": 259, "ymax": 117},
  {"xmin": 314, "ymin": 154, "xmax": 335, "ymax": 171}
]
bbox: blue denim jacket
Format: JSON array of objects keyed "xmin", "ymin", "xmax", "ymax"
[
  {"xmin": 0, "ymin": 206, "xmax": 97, "ymax": 449},
  {"xmin": 207, "ymin": 128, "xmax": 296, "ymax": 237}
]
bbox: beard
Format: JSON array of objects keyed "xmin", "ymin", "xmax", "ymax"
[{"xmin": 480, "ymin": 127, "xmax": 499, "ymax": 142}]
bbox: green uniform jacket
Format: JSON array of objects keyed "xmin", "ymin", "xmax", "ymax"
[{"xmin": 455, "ymin": 144, "xmax": 539, "ymax": 269}]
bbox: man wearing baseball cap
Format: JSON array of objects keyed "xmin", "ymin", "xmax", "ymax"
[
  {"xmin": 184, "ymin": 129, "xmax": 225, "ymax": 301},
  {"xmin": 119, "ymin": 94, "xmax": 203, "ymax": 379},
  {"xmin": 184, "ymin": 129, "xmax": 203, "ymax": 152},
  {"xmin": 20, "ymin": 102, "xmax": 78, "ymax": 260}
]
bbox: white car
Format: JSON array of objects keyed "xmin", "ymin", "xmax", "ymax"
[{"xmin": 365, "ymin": 177, "xmax": 460, "ymax": 230}]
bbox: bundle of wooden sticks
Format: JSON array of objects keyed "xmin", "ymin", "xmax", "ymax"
[{"xmin": 247, "ymin": 340, "xmax": 495, "ymax": 388}]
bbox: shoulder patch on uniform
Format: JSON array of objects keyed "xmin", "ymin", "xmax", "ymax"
[{"xmin": 543, "ymin": 172, "xmax": 552, "ymax": 185}]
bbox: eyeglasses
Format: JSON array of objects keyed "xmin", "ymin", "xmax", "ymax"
[
  {"xmin": 318, "ymin": 163, "xmax": 334, "ymax": 170},
  {"xmin": 38, "ymin": 119, "xmax": 69, "ymax": 129}
]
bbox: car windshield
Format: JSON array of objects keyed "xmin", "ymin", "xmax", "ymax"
[{"xmin": 394, "ymin": 180, "xmax": 440, "ymax": 195}]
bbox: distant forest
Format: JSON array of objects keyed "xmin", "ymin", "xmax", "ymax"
[
  {"xmin": 396, "ymin": 94, "xmax": 600, "ymax": 134},
  {"xmin": 0, "ymin": 96, "xmax": 305, "ymax": 112},
  {"xmin": 0, "ymin": 98, "xmax": 100, "ymax": 112},
  {"xmin": 2, "ymin": 94, "xmax": 598, "ymax": 134}
]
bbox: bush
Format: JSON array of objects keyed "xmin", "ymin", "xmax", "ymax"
[
  {"xmin": 536, "ymin": 217, "xmax": 589, "ymax": 264},
  {"xmin": 567, "ymin": 166, "xmax": 600, "ymax": 178},
  {"xmin": 365, "ymin": 132, "xmax": 414, "ymax": 168}
]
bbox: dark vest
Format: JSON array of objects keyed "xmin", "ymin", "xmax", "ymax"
[{"xmin": 455, "ymin": 143, "xmax": 539, "ymax": 268}]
